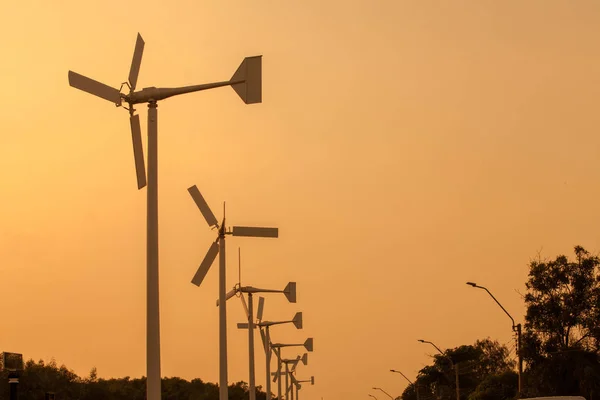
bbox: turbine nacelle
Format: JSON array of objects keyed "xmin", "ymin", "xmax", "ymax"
[{"xmin": 68, "ymin": 32, "xmax": 262, "ymax": 191}]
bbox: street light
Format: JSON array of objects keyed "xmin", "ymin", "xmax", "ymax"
[
  {"xmin": 390, "ymin": 370, "xmax": 419, "ymax": 400},
  {"xmin": 369, "ymin": 395, "xmax": 378, "ymax": 400},
  {"xmin": 466, "ymin": 282, "xmax": 522, "ymax": 397},
  {"xmin": 373, "ymin": 387, "xmax": 394, "ymax": 400},
  {"xmin": 417, "ymin": 340, "xmax": 459, "ymax": 400}
]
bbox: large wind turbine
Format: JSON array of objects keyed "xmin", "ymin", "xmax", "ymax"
[
  {"xmin": 68, "ymin": 33, "xmax": 262, "ymax": 400},
  {"xmin": 188, "ymin": 185, "xmax": 278, "ymax": 400}
]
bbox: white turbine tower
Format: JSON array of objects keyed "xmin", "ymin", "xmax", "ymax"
[
  {"xmin": 68, "ymin": 33, "xmax": 262, "ymax": 400},
  {"xmin": 187, "ymin": 185, "xmax": 278, "ymax": 400}
]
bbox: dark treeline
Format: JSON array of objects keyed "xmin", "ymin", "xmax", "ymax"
[
  {"xmin": 0, "ymin": 360, "xmax": 268, "ymax": 400},
  {"xmin": 401, "ymin": 246, "xmax": 600, "ymax": 400}
]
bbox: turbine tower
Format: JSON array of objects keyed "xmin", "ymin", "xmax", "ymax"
[
  {"xmin": 188, "ymin": 185, "xmax": 278, "ymax": 400},
  {"xmin": 68, "ymin": 33, "xmax": 262, "ymax": 400}
]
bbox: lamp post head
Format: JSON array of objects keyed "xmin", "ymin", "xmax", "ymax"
[
  {"xmin": 390, "ymin": 369, "xmax": 396, "ymax": 372},
  {"xmin": 417, "ymin": 339, "xmax": 425, "ymax": 343},
  {"xmin": 466, "ymin": 282, "xmax": 477, "ymax": 287}
]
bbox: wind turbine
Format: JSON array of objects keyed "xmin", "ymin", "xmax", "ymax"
[
  {"xmin": 280, "ymin": 354, "xmax": 308, "ymax": 400},
  {"xmin": 241, "ymin": 298, "xmax": 303, "ymax": 400},
  {"xmin": 291, "ymin": 375, "xmax": 315, "ymax": 400},
  {"xmin": 68, "ymin": 33, "xmax": 262, "ymax": 400},
  {"xmin": 188, "ymin": 185, "xmax": 278, "ymax": 400},
  {"xmin": 271, "ymin": 339, "xmax": 314, "ymax": 400},
  {"xmin": 216, "ymin": 249, "xmax": 297, "ymax": 400}
]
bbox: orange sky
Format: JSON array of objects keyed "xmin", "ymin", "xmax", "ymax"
[{"xmin": 2, "ymin": 1, "xmax": 600, "ymax": 400}]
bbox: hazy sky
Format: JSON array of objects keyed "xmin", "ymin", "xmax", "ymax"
[{"xmin": 2, "ymin": 1, "xmax": 600, "ymax": 400}]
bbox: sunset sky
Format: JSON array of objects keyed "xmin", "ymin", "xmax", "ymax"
[{"xmin": 2, "ymin": 1, "xmax": 600, "ymax": 400}]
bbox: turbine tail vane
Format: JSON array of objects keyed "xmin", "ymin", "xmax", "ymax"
[{"xmin": 230, "ymin": 56, "xmax": 262, "ymax": 104}]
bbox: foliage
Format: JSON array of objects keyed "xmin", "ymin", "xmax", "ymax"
[
  {"xmin": 0, "ymin": 359, "xmax": 270, "ymax": 400},
  {"xmin": 402, "ymin": 339, "xmax": 516, "ymax": 400},
  {"xmin": 522, "ymin": 246, "xmax": 600, "ymax": 398},
  {"xmin": 468, "ymin": 371, "xmax": 517, "ymax": 400}
]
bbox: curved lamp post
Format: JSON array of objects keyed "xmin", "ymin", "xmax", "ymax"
[
  {"xmin": 372, "ymin": 387, "xmax": 394, "ymax": 400},
  {"xmin": 369, "ymin": 395, "xmax": 378, "ymax": 400},
  {"xmin": 466, "ymin": 282, "xmax": 522, "ymax": 396},
  {"xmin": 390, "ymin": 370, "xmax": 419, "ymax": 400},
  {"xmin": 417, "ymin": 340, "xmax": 459, "ymax": 400}
]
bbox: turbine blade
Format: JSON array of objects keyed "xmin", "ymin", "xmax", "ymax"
[
  {"xmin": 240, "ymin": 292, "xmax": 249, "ymax": 318},
  {"xmin": 257, "ymin": 296, "xmax": 265, "ymax": 321},
  {"xmin": 216, "ymin": 288, "xmax": 239, "ymax": 307},
  {"xmin": 191, "ymin": 241, "xmax": 218, "ymax": 286},
  {"xmin": 293, "ymin": 312, "xmax": 303, "ymax": 329},
  {"xmin": 128, "ymin": 33, "xmax": 145, "ymax": 90},
  {"xmin": 68, "ymin": 71, "xmax": 121, "ymax": 104},
  {"xmin": 129, "ymin": 114, "xmax": 147, "ymax": 189},
  {"xmin": 238, "ymin": 323, "xmax": 250, "ymax": 329},
  {"xmin": 290, "ymin": 373, "xmax": 299, "ymax": 384},
  {"xmin": 188, "ymin": 185, "xmax": 219, "ymax": 228},
  {"xmin": 232, "ymin": 226, "xmax": 278, "ymax": 238},
  {"xmin": 301, "ymin": 353, "xmax": 308, "ymax": 366},
  {"xmin": 260, "ymin": 327, "xmax": 267, "ymax": 351}
]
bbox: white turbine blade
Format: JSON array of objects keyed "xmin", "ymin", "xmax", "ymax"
[
  {"xmin": 191, "ymin": 241, "xmax": 218, "ymax": 286},
  {"xmin": 293, "ymin": 312, "xmax": 303, "ymax": 329},
  {"xmin": 240, "ymin": 292, "xmax": 249, "ymax": 318},
  {"xmin": 304, "ymin": 338, "xmax": 313, "ymax": 352},
  {"xmin": 284, "ymin": 282, "xmax": 297, "ymax": 303},
  {"xmin": 128, "ymin": 33, "xmax": 145, "ymax": 90},
  {"xmin": 257, "ymin": 296, "xmax": 265, "ymax": 321},
  {"xmin": 230, "ymin": 55, "xmax": 262, "ymax": 104},
  {"xmin": 187, "ymin": 185, "xmax": 219, "ymax": 228},
  {"xmin": 291, "ymin": 355, "xmax": 300, "ymax": 372},
  {"xmin": 259, "ymin": 327, "xmax": 267, "ymax": 351},
  {"xmin": 216, "ymin": 288, "xmax": 238, "ymax": 307},
  {"xmin": 68, "ymin": 71, "xmax": 122, "ymax": 104},
  {"xmin": 129, "ymin": 114, "xmax": 146, "ymax": 189},
  {"xmin": 232, "ymin": 226, "xmax": 278, "ymax": 238},
  {"xmin": 290, "ymin": 374, "xmax": 299, "ymax": 385},
  {"xmin": 272, "ymin": 346, "xmax": 281, "ymax": 359}
]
